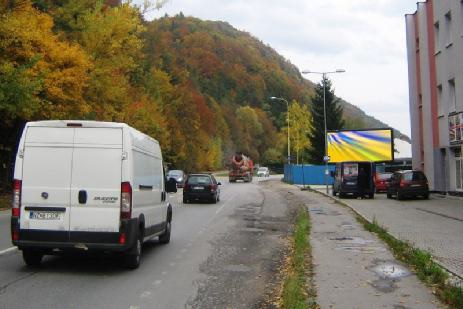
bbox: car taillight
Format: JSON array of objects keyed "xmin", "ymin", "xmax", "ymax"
[
  {"xmin": 121, "ymin": 182, "xmax": 132, "ymax": 220},
  {"xmin": 12, "ymin": 179, "xmax": 21, "ymax": 218},
  {"xmin": 211, "ymin": 184, "xmax": 217, "ymax": 191}
]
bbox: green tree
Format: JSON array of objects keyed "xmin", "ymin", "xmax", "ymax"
[{"xmin": 308, "ymin": 77, "xmax": 344, "ymax": 164}]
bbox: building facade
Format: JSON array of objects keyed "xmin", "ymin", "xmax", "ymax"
[{"xmin": 405, "ymin": 0, "xmax": 463, "ymax": 194}]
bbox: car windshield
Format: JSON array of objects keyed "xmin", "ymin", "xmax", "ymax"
[
  {"xmin": 168, "ymin": 170, "xmax": 183, "ymax": 177},
  {"xmin": 403, "ymin": 172, "xmax": 426, "ymax": 181},
  {"xmin": 378, "ymin": 173, "xmax": 392, "ymax": 180},
  {"xmin": 187, "ymin": 176, "xmax": 211, "ymax": 185},
  {"xmin": 258, "ymin": 167, "xmax": 268, "ymax": 172}
]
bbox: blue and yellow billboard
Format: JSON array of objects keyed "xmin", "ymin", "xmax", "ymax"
[{"xmin": 327, "ymin": 129, "xmax": 394, "ymax": 162}]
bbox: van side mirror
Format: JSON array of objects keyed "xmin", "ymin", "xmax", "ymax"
[
  {"xmin": 166, "ymin": 178, "xmax": 177, "ymax": 193},
  {"xmin": 330, "ymin": 171, "xmax": 335, "ymax": 178}
]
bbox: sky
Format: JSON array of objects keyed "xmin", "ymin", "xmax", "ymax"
[{"xmin": 144, "ymin": 0, "xmax": 420, "ymax": 137}]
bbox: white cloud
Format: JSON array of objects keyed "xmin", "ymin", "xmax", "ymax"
[{"xmin": 143, "ymin": 0, "xmax": 419, "ymax": 136}]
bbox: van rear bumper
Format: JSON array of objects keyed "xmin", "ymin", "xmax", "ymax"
[{"xmin": 11, "ymin": 218, "xmax": 138, "ymax": 253}]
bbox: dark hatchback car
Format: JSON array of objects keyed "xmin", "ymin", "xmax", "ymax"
[
  {"xmin": 183, "ymin": 174, "xmax": 221, "ymax": 204},
  {"xmin": 387, "ymin": 170, "xmax": 429, "ymax": 200}
]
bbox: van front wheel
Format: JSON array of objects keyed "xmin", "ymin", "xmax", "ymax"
[{"xmin": 23, "ymin": 250, "xmax": 43, "ymax": 266}]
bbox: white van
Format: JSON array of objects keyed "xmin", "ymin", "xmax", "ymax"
[{"xmin": 11, "ymin": 120, "xmax": 177, "ymax": 268}]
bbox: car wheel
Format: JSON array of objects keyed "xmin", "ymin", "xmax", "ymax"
[
  {"xmin": 22, "ymin": 250, "xmax": 43, "ymax": 266},
  {"xmin": 212, "ymin": 195, "xmax": 217, "ymax": 204},
  {"xmin": 159, "ymin": 221, "xmax": 171, "ymax": 244},
  {"xmin": 217, "ymin": 193, "xmax": 220, "ymax": 202},
  {"xmin": 125, "ymin": 236, "xmax": 142, "ymax": 269},
  {"xmin": 396, "ymin": 191, "xmax": 403, "ymax": 200}
]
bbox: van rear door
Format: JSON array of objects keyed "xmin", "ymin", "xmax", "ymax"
[
  {"xmin": 69, "ymin": 128, "xmax": 122, "ymax": 239},
  {"xmin": 20, "ymin": 127, "xmax": 73, "ymax": 240}
]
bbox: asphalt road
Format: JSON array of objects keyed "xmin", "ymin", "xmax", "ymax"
[{"xmin": 0, "ymin": 176, "xmax": 291, "ymax": 309}]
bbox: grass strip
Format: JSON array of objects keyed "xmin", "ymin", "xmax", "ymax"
[
  {"xmin": 359, "ymin": 216, "xmax": 463, "ymax": 308},
  {"xmin": 281, "ymin": 207, "xmax": 317, "ymax": 308}
]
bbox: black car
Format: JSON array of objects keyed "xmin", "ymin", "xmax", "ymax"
[
  {"xmin": 387, "ymin": 170, "xmax": 429, "ymax": 200},
  {"xmin": 167, "ymin": 169, "xmax": 186, "ymax": 188},
  {"xmin": 183, "ymin": 174, "xmax": 221, "ymax": 204}
]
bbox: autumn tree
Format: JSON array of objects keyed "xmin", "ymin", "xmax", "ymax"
[
  {"xmin": 285, "ymin": 100, "xmax": 311, "ymax": 164},
  {"xmin": 308, "ymin": 77, "xmax": 344, "ymax": 164}
]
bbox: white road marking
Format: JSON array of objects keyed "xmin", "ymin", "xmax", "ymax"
[
  {"xmin": 215, "ymin": 193, "xmax": 237, "ymax": 215},
  {"xmin": 0, "ymin": 246, "xmax": 18, "ymax": 256},
  {"xmin": 153, "ymin": 280, "xmax": 162, "ymax": 285},
  {"xmin": 140, "ymin": 291, "xmax": 151, "ymax": 298}
]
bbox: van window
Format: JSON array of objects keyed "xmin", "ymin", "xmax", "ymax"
[{"xmin": 343, "ymin": 163, "xmax": 358, "ymax": 177}]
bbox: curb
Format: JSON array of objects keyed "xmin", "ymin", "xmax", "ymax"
[{"xmin": 303, "ymin": 186, "xmax": 463, "ymax": 281}]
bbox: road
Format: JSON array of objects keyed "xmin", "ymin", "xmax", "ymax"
[{"xmin": 0, "ymin": 176, "xmax": 293, "ymax": 309}]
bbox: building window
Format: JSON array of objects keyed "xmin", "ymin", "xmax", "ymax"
[
  {"xmin": 456, "ymin": 148, "xmax": 462, "ymax": 191},
  {"xmin": 437, "ymin": 84, "xmax": 443, "ymax": 116},
  {"xmin": 434, "ymin": 21, "xmax": 440, "ymax": 53},
  {"xmin": 449, "ymin": 79, "xmax": 456, "ymax": 112},
  {"xmin": 444, "ymin": 11, "xmax": 453, "ymax": 47}
]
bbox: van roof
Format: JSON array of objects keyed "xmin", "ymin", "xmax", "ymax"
[
  {"xmin": 26, "ymin": 120, "xmax": 127, "ymax": 129},
  {"xmin": 25, "ymin": 120, "xmax": 159, "ymax": 145}
]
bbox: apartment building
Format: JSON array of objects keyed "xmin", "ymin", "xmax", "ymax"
[{"xmin": 405, "ymin": 0, "xmax": 463, "ymax": 194}]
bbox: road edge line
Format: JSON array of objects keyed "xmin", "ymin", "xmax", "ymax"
[{"xmin": 0, "ymin": 246, "xmax": 18, "ymax": 256}]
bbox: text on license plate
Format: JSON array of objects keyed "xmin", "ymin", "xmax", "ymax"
[
  {"xmin": 30, "ymin": 211, "xmax": 61, "ymax": 220},
  {"xmin": 193, "ymin": 186, "xmax": 204, "ymax": 190}
]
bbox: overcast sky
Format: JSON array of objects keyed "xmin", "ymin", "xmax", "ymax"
[{"xmin": 144, "ymin": 0, "xmax": 419, "ymax": 136}]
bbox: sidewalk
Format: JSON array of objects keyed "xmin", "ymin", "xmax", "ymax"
[
  {"xmin": 289, "ymin": 188, "xmax": 441, "ymax": 308},
  {"xmin": 310, "ymin": 185, "xmax": 463, "ymax": 279}
]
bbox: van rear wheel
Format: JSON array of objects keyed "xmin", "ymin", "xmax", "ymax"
[
  {"xmin": 159, "ymin": 221, "xmax": 171, "ymax": 244},
  {"xmin": 22, "ymin": 250, "xmax": 43, "ymax": 266},
  {"xmin": 125, "ymin": 237, "xmax": 142, "ymax": 269}
]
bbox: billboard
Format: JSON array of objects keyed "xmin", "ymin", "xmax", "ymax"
[{"xmin": 327, "ymin": 129, "xmax": 394, "ymax": 163}]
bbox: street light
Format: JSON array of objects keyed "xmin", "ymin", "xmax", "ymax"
[
  {"xmin": 301, "ymin": 69, "xmax": 346, "ymax": 194},
  {"xmin": 269, "ymin": 96, "xmax": 290, "ymax": 165}
]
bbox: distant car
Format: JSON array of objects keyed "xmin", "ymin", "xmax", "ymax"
[
  {"xmin": 257, "ymin": 167, "xmax": 270, "ymax": 177},
  {"xmin": 183, "ymin": 174, "xmax": 221, "ymax": 204},
  {"xmin": 167, "ymin": 170, "xmax": 186, "ymax": 188},
  {"xmin": 387, "ymin": 170, "xmax": 429, "ymax": 200},
  {"xmin": 375, "ymin": 172, "xmax": 393, "ymax": 193}
]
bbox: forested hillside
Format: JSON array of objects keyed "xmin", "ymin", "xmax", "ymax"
[{"xmin": 0, "ymin": 1, "xmax": 405, "ymax": 189}]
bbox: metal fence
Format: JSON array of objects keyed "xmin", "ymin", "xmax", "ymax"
[{"xmin": 283, "ymin": 164, "xmax": 335, "ymax": 185}]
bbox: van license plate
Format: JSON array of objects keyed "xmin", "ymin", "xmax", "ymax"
[{"xmin": 30, "ymin": 211, "xmax": 61, "ymax": 220}]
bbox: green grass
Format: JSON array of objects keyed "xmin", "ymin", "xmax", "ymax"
[
  {"xmin": 360, "ymin": 217, "xmax": 463, "ymax": 308},
  {"xmin": 281, "ymin": 208, "xmax": 317, "ymax": 308}
]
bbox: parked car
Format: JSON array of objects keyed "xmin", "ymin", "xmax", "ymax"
[
  {"xmin": 387, "ymin": 170, "xmax": 429, "ymax": 200},
  {"xmin": 183, "ymin": 174, "xmax": 221, "ymax": 204},
  {"xmin": 11, "ymin": 120, "xmax": 177, "ymax": 269},
  {"xmin": 167, "ymin": 169, "xmax": 186, "ymax": 188},
  {"xmin": 332, "ymin": 161, "xmax": 375, "ymax": 199},
  {"xmin": 257, "ymin": 167, "xmax": 270, "ymax": 177},
  {"xmin": 375, "ymin": 172, "xmax": 393, "ymax": 193}
]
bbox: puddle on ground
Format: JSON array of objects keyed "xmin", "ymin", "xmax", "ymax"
[
  {"xmin": 239, "ymin": 227, "xmax": 265, "ymax": 233},
  {"xmin": 371, "ymin": 279, "xmax": 396, "ymax": 293},
  {"xmin": 309, "ymin": 208, "xmax": 325, "ymax": 215},
  {"xmin": 223, "ymin": 264, "xmax": 252, "ymax": 272},
  {"xmin": 370, "ymin": 262, "xmax": 410, "ymax": 280},
  {"xmin": 330, "ymin": 236, "xmax": 374, "ymax": 245},
  {"xmin": 334, "ymin": 246, "xmax": 387, "ymax": 254}
]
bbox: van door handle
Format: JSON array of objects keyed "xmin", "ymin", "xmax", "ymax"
[{"xmin": 78, "ymin": 190, "xmax": 87, "ymax": 204}]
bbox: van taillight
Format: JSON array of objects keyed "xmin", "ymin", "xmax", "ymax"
[
  {"xmin": 120, "ymin": 182, "xmax": 132, "ymax": 220},
  {"xmin": 12, "ymin": 179, "xmax": 21, "ymax": 217}
]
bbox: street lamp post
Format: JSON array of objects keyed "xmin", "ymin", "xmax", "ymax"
[
  {"xmin": 269, "ymin": 97, "xmax": 290, "ymax": 165},
  {"xmin": 301, "ymin": 69, "xmax": 345, "ymax": 194}
]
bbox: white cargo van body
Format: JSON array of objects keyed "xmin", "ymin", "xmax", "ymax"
[{"xmin": 12, "ymin": 121, "xmax": 173, "ymax": 268}]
